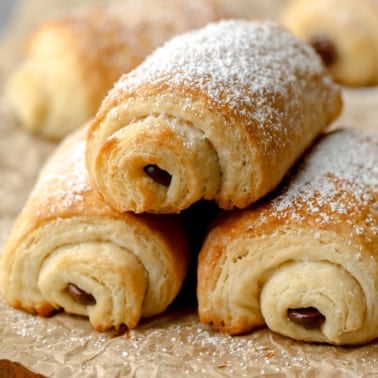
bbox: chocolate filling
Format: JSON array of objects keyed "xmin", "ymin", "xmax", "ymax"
[
  {"xmin": 144, "ymin": 164, "xmax": 172, "ymax": 186},
  {"xmin": 287, "ymin": 307, "xmax": 325, "ymax": 329},
  {"xmin": 66, "ymin": 283, "xmax": 96, "ymax": 306},
  {"xmin": 112, "ymin": 323, "xmax": 129, "ymax": 338},
  {"xmin": 309, "ymin": 34, "xmax": 337, "ymax": 67}
]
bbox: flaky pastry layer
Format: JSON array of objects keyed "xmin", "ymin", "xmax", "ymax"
[
  {"xmin": 197, "ymin": 128, "xmax": 378, "ymax": 345},
  {"xmin": 86, "ymin": 20, "xmax": 342, "ymax": 214},
  {"xmin": 0, "ymin": 127, "xmax": 189, "ymax": 331}
]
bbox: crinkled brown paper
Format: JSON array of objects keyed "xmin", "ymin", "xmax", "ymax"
[{"xmin": 0, "ymin": 1, "xmax": 377, "ymax": 377}]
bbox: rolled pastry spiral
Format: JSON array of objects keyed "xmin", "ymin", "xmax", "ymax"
[
  {"xmin": 281, "ymin": 0, "xmax": 378, "ymax": 86},
  {"xmin": 197, "ymin": 128, "xmax": 378, "ymax": 345},
  {"xmin": 4, "ymin": 0, "xmax": 235, "ymax": 140},
  {"xmin": 0, "ymin": 127, "xmax": 189, "ymax": 332},
  {"xmin": 86, "ymin": 20, "xmax": 342, "ymax": 214}
]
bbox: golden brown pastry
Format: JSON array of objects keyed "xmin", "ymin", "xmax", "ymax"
[
  {"xmin": 197, "ymin": 128, "xmax": 378, "ymax": 345},
  {"xmin": 0, "ymin": 360, "xmax": 46, "ymax": 378},
  {"xmin": 281, "ymin": 0, "xmax": 378, "ymax": 86},
  {"xmin": 86, "ymin": 19, "xmax": 342, "ymax": 215},
  {"xmin": 0, "ymin": 126, "xmax": 189, "ymax": 332},
  {"xmin": 4, "ymin": 0, "xmax": 235, "ymax": 140}
]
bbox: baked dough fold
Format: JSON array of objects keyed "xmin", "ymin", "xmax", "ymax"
[
  {"xmin": 0, "ymin": 127, "xmax": 189, "ymax": 332},
  {"xmin": 197, "ymin": 128, "xmax": 378, "ymax": 345},
  {"xmin": 86, "ymin": 20, "xmax": 342, "ymax": 214},
  {"xmin": 4, "ymin": 0, "xmax": 235, "ymax": 139}
]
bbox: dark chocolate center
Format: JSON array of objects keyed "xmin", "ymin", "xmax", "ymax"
[
  {"xmin": 112, "ymin": 323, "xmax": 129, "ymax": 338},
  {"xmin": 144, "ymin": 164, "xmax": 172, "ymax": 186},
  {"xmin": 287, "ymin": 307, "xmax": 325, "ymax": 329},
  {"xmin": 66, "ymin": 283, "xmax": 96, "ymax": 306},
  {"xmin": 309, "ymin": 34, "xmax": 337, "ymax": 67}
]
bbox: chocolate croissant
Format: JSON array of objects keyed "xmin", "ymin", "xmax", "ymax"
[
  {"xmin": 86, "ymin": 20, "xmax": 342, "ymax": 214},
  {"xmin": 281, "ymin": 0, "xmax": 378, "ymax": 86},
  {"xmin": 4, "ymin": 0, "xmax": 235, "ymax": 140},
  {"xmin": 0, "ymin": 127, "xmax": 189, "ymax": 332},
  {"xmin": 197, "ymin": 128, "xmax": 378, "ymax": 345}
]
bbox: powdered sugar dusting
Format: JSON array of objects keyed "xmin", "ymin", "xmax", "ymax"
[
  {"xmin": 113, "ymin": 20, "xmax": 335, "ymax": 151},
  {"xmin": 32, "ymin": 138, "xmax": 91, "ymax": 212},
  {"xmin": 272, "ymin": 128, "xmax": 378, "ymax": 236}
]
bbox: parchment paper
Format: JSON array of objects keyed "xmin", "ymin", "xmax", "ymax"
[{"xmin": 0, "ymin": 1, "xmax": 377, "ymax": 377}]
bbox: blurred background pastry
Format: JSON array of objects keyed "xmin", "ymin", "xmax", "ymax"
[
  {"xmin": 3, "ymin": 0, "xmax": 236, "ymax": 140},
  {"xmin": 281, "ymin": 0, "xmax": 378, "ymax": 86}
]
